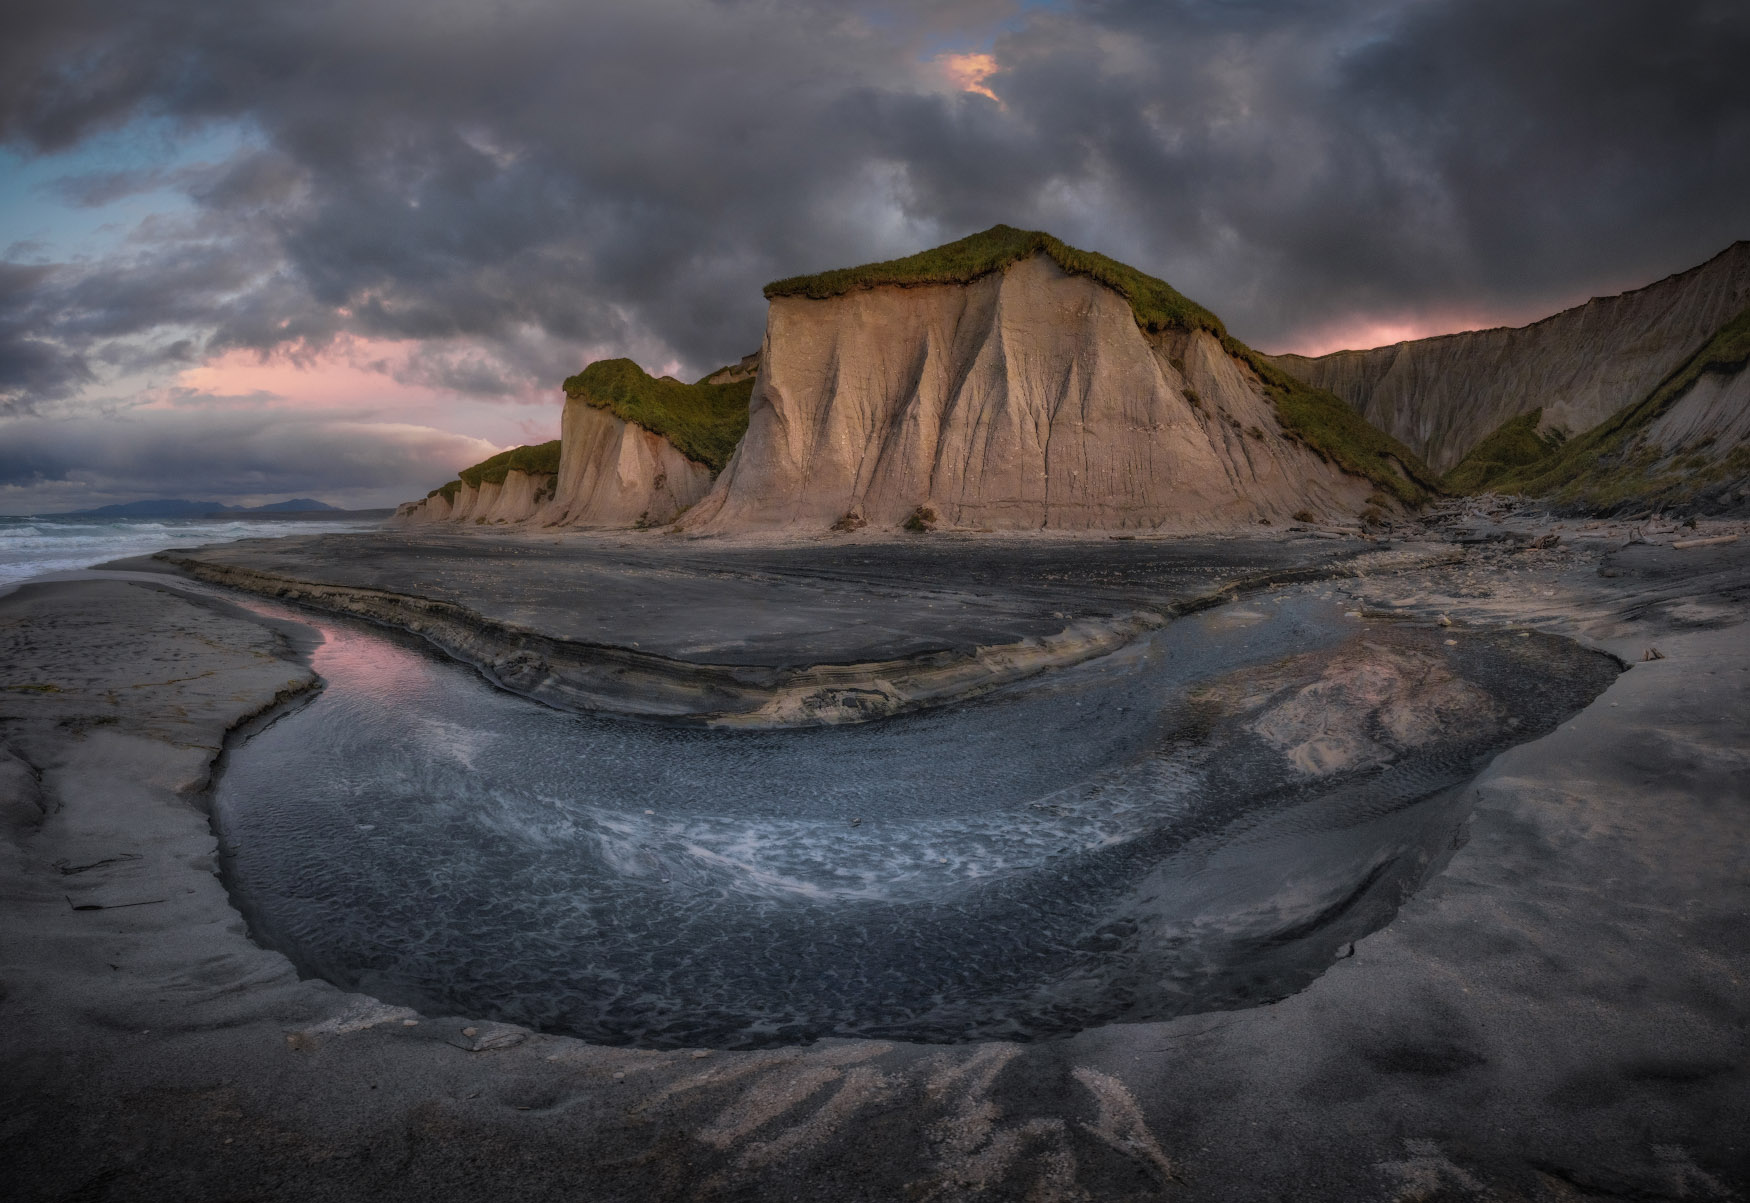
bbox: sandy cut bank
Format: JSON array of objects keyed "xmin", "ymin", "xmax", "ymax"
[{"xmin": 153, "ymin": 529, "xmax": 1457, "ymax": 726}]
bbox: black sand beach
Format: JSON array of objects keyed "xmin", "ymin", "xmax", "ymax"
[{"xmin": 3, "ymin": 518, "xmax": 1747, "ymax": 1200}]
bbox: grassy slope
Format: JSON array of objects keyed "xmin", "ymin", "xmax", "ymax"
[
  {"xmin": 1479, "ymin": 304, "xmax": 1750, "ymax": 510},
  {"xmin": 427, "ymin": 441, "xmax": 561, "ymax": 501},
  {"xmin": 1227, "ymin": 341, "xmax": 1441, "ymax": 505},
  {"xmin": 563, "ymin": 358, "xmax": 752, "ymax": 473},
  {"xmin": 766, "ymin": 224, "xmax": 1437, "ymax": 504},
  {"xmin": 1441, "ymin": 409, "xmax": 1564, "ymax": 493},
  {"xmin": 459, "ymin": 441, "xmax": 561, "ymax": 487}
]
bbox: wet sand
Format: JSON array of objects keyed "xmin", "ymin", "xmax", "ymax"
[
  {"xmin": 3, "ymin": 517, "xmax": 1747, "ymax": 1200},
  {"xmin": 156, "ymin": 529, "xmax": 1454, "ymax": 724}
]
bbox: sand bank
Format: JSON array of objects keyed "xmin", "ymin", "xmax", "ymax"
[{"xmin": 154, "ymin": 528, "xmax": 1452, "ymax": 725}]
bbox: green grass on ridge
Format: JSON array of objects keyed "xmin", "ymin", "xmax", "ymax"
[
  {"xmin": 458, "ymin": 441, "xmax": 562, "ymax": 488},
  {"xmin": 1227, "ymin": 340, "xmax": 1443, "ymax": 505},
  {"xmin": 1442, "ymin": 409, "xmax": 1564, "ymax": 494},
  {"xmin": 426, "ymin": 441, "xmax": 561, "ymax": 502},
  {"xmin": 563, "ymin": 358, "xmax": 753, "ymax": 473},
  {"xmin": 1479, "ymin": 304, "xmax": 1750, "ymax": 510},
  {"xmin": 764, "ymin": 224, "xmax": 1227, "ymax": 337}
]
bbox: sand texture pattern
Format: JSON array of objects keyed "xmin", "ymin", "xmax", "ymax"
[
  {"xmin": 684, "ymin": 254, "xmax": 1372, "ymax": 532},
  {"xmin": 157, "ymin": 531, "xmax": 1435, "ymax": 725}
]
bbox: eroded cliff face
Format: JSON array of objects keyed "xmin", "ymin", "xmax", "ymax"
[
  {"xmin": 536, "ymin": 401, "xmax": 713, "ymax": 528},
  {"xmin": 682, "ymin": 254, "xmax": 1373, "ymax": 533},
  {"xmin": 395, "ymin": 469, "xmax": 557, "ymax": 526},
  {"xmin": 1645, "ymin": 363, "xmax": 1750, "ymax": 458},
  {"xmin": 395, "ymin": 404, "xmax": 712, "ymax": 529},
  {"xmin": 1270, "ymin": 242, "xmax": 1750, "ymax": 472},
  {"xmin": 1623, "ymin": 360, "xmax": 1750, "ymax": 510}
]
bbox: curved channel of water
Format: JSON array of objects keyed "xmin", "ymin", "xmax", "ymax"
[{"xmin": 213, "ymin": 594, "xmax": 1619, "ymax": 1047}]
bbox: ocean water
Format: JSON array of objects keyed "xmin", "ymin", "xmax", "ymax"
[{"xmin": 0, "ymin": 515, "xmax": 384, "ymax": 590}]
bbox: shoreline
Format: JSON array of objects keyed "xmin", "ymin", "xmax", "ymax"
[{"xmin": 2, "ymin": 525, "xmax": 1746, "ymax": 1200}]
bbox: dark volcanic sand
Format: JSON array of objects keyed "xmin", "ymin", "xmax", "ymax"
[
  {"xmin": 157, "ymin": 527, "xmax": 1392, "ymax": 664},
  {"xmin": 2, "ymin": 520, "xmax": 1746, "ymax": 1201}
]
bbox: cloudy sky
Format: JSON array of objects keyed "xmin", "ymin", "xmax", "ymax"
[{"xmin": 2, "ymin": 0, "xmax": 1746, "ymax": 512}]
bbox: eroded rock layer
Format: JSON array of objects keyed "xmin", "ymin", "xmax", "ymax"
[
  {"xmin": 536, "ymin": 402, "xmax": 713, "ymax": 528},
  {"xmin": 396, "ymin": 469, "xmax": 558, "ymax": 525},
  {"xmin": 1270, "ymin": 242, "xmax": 1750, "ymax": 472},
  {"xmin": 1645, "ymin": 361, "xmax": 1750, "ymax": 458},
  {"xmin": 395, "ymin": 406, "xmax": 710, "ymax": 529},
  {"xmin": 684, "ymin": 254, "xmax": 1372, "ymax": 532}
]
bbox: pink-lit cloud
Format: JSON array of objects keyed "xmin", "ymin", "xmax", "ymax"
[
  {"xmin": 1270, "ymin": 313, "xmax": 1504, "ymax": 358},
  {"xmin": 0, "ymin": 332, "xmax": 572, "ymax": 512},
  {"xmin": 0, "ymin": 405, "xmax": 503, "ymax": 513},
  {"xmin": 167, "ymin": 337, "xmax": 563, "ymax": 447},
  {"xmin": 934, "ymin": 52, "xmax": 1003, "ymax": 104}
]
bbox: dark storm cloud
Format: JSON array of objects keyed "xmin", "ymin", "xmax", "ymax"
[
  {"xmin": 944, "ymin": 0, "xmax": 1750, "ymax": 342},
  {"xmin": 0, "ymin": 404, "xmax": 496, "ymax": 510},
  {"xmin": 2, "ymin": 0, "xmax": 1746, "ymax": 420},
  {"xmin": 0, "ymin": 261, "xmax": 92, "ymax": 410}
]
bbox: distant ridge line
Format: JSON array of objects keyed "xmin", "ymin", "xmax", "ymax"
[{"xmin": 44, "ymin": 498, "xmax": 344, "ymax": 518}]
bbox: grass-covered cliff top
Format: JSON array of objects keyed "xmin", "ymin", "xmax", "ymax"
[
  {"xmin": 459, "ymin": 441, "xmax": 561, "ymax": 488},
  {"xmin": 1464, "ymin": 303, "xmax": 1750, "ymax": 509},
  {"xmin": 428, "ymin": 440, "xmax": 561, "ymax": 502},
  {"xmin": 764, "ymin": 224, "xmax": 1228, "ymax": 337},
  {"xmin": 763, "ymin": 224, "xmax": 1437, "ymax": 503},
  {"xmin": 563, "ymin": 358, "xmax": 753, "ymax": 472},
  {"xmin": 1229, "ymin": 342, "xmax": 1442, "ymax": 505}
]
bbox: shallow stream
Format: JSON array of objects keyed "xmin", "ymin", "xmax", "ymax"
[{"xmin": 213, "ymin": 592, "xmax": 1619, "ymax": 1047}]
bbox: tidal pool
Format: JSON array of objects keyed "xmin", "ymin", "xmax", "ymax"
[{"xmin": 213, "ymin": 594, "xmax": 1619, "ymax": 1047}]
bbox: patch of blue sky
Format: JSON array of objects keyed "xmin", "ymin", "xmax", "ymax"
[
  {"xmin": 909, "ymin": 0, "xmax": 1070, "ymax": 60},
  {"xmin": 0, "ymin": 117, "xmax": 257, "ymax": 264}
]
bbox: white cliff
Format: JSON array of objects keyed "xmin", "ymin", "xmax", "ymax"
[
  {"xmin": 1647, "ymin": 363, "xmax": 1750, "ymax": 454},
  {"xmin": 683, "ymin": 253, "xmax": 1377, "ymax": 533},
  {"xmin": 396, "ymin": 469, "xmax": 556, "ymax": 526},
  {"xmin": 534, "ymin": 401, "xmax": 713, "ymax": 528}
]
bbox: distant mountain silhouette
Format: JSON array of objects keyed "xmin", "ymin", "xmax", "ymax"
[
  {"xmin": 52, "ymin": 498, "xmax": 341, "ymax": 517},
  {"xmin": 245, "ymin": 499, "xmax": 340, "ymax": 512}
]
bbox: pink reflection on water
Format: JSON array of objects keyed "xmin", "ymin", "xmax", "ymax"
[{"xmin": 228, "ymin": 594, "xmax": 439, "ymax": 708}]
